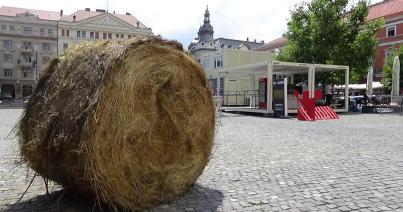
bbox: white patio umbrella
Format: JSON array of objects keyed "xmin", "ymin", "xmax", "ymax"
[
  {"xmin": 366, "ymin": 66, "xmax": 373, "ymax": 97},
  {"xmin": 391, "ymin": 56, "xmax": 400, "ymax": 96}
]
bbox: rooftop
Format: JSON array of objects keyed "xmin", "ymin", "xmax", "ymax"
[
  {"xmin": 215, "ymin": 37, "xmax": 265, "ymax": 49},
  {"xmin": 255, "ymin": 37, "xmax": 287, "ymax": 51},
  {"xmin": 60, "ymin": 9, "xmax": 148, "ymax": 28},
  {"xmin": 367, "ymin": 0, "xmax": 403, "ymax": 20},
  {"xmin": 0, "ymin": 6, "xmax": 59, "ymax": 21},
  {"xmin": 0, "ymin": 6, "xmax": 148, "ymax": 28}
]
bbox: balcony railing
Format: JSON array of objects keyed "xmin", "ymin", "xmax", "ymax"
[
  {"xmin": 20, "ymin": 62, "xmax": 33, "ymax": 68},
  {"xmin": 2, "ymin": 63, "xmax": 13, "ymax": 69},
  {"xmin": 0, "ymin": 75, "xmax": 15, "ymax": 80},
  {"xmin": 20, "ymin": 46, "xmax": 33, "ymax": 53}
]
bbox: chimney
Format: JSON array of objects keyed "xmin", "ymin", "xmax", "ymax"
[
  {"xmin": 96, "ymin": 9, "xmax": 106, "ymax": 12},
  {"xmin": 261, "ymin": 40, "xmax": 264, "ymax": 43},
  {"xmin": 73, "ymin": 14, "xmax": 76, "ymax": 21},
  {"xmin": 60, "ymin": 9, "xmax": 63, "ymax": 17},
  {"xmin": 85, "ymin": 8, "xmax": 90, "ymax": 11},
  {"xmin": 113, "ymin": 11, "xmax": 115, "ymax": 14},
  {"xmin": 254, "ymin": 39, "xmax": 256, "ymax": 43},
  {"xmin": 246, "ymin": 37, "xmax": 249, "ymax": 41},
  {"xmin": 136, "ymin": 21, "xmax": 140, "ymax": 27},
  {"xmin": 126, "ymin": 12, "xmax": 131, "ymax": 15}
]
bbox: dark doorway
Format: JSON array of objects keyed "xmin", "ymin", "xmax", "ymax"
[
  {"xmin": 22, "ymin": 85, "xmax": 33, "ymax": 97},
  {"xmin": 1, "ymin": 84, "xmax": 15, "ymax": 99}
]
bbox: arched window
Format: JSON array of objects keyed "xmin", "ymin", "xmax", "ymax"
[{"xmin": 384, "ymin": 47, "xmax": 394, "ymax": 60}]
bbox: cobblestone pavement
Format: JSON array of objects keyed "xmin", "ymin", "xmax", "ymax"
[{"xmin": 1, "ymin": 109, "xmax": 403, "ymax": 211}]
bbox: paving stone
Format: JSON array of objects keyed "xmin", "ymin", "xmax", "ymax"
[{"xmin": 1, "ymin": 110, "xmax": 403, "ymax": 211}]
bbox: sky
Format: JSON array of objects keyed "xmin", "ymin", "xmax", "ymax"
[{"xmin": 0, "ymin": 0, "xmax": 383, "ymax": 48}]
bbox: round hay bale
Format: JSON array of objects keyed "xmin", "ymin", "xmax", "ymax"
[{"xmin": 17, "ymin": 37, "xmax": 215, "ymax": 210}]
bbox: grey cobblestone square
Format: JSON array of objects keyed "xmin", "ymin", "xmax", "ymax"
[{"xmin": 1, "ymin": 109, "xmax": 403, "ymax": 211}]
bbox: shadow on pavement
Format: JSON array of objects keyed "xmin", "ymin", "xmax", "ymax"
[
  {"xmin": 3, "ymin": 190, "xmax": 104, "ymax": 212},
  {"xmin": 152, "ymin": 183, "xmax": 224, "ymax": 211},
  {"xmin": 4, "ymin": 184, "xmax": 223, "ymax": 211}
]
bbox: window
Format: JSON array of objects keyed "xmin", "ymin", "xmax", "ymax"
[
  {"xmin": 22, "ymin": 41, "xmax": 32, "ymax": 49},
  {"xmin": 4, "ymin": 69, "xmax": 12, "ymax": 77},
  {"xmin": 1, "ymin": 24, "xmax": 6, "ymax": 31},
  {"xmin": 4, "ymin": 54, "xmax": 12, "ymax": 63},
  {"xmin": 3, "ymin": 40, "xmax": 12, "ymax": 49},
  {"xmin": 384, "ymin": 48, "xmax": 394, "ymax": 59},
  {"xmin": 66, "ymin": 30, "xmax": 70, "ymax": 37},
  {"xmin": 77, "ymin": 31, "xmax": 81, "ymax": 38},
  {"xmin": 9, "ymin": 25, "xmax": 14, "ymax": 31},
  {"xmin": 120, "ymin": 34, "xmax": 124, "ymax": 39},
  {"xmin": 62, "ymin": 29, "xmax": 65, "ymax": 36},
  {"xmin": 202, "ymin": 59, "xmax": 209, "ymax": 69},
  {"xmin": 23, "ymin": 72, "xmax": 31, "ymax": 78},
  {"xmin": 40, "ymin": 28, "xmax": 45, "ymax": 37},
  {"xmin": 108, "ymin": 33, "xmax": 112, "ymax": 39},
  {"xmin": 42, "ymin": 43, "xmax": 50, "ymax": 51},
  {"xmin": 95, "ymin": 32, "xmax": 99, "ymax": 39},
  {"xmin": 22, "ymin": 55, "xmax": 31, "ymax": 63},
  {"xmin": 63, "ymin": 43, "xmax": 68, "ymax": 51},
  {"xmin": 219, "ymin": 77, "xmax": 224, "ymax": 96},
  {"xmin": 214, "ymin": 56, "xmax": 223, "ymax": 68},
  {"xmin": 115, "ymin": 34, "xmax": 119, "ymax": 39},
  {"xmin": 209, "ymin": 78, "xmax": 217, "ymax": 96},
  {"xmin": 81, "ymin": 31, "xmax": 86, "ymax": 38},
  {"xmin": 90, "ymin": 32, "xmax": 94, "ymax": 39},
  {"xmin": 128, "ymin": 35, "xmax": 132, "ymax": 39},
  {"xmin": 103, "ymin": 33, "xmax": 107, "ymax": 39},
  {"xmin": 48, "ymin": 29, "xmax": 53, "ymax": 37},
  {"xmin": 23, "ymin": 27, "xmax": 32, "ymax": 36},
  {"xmin": 386, "ymin": 25, "xmax": 396, "ymax": 37}
]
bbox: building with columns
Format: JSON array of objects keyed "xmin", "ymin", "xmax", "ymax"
[
  {"xmin": 58, "ymin": 8, "xmax": 153, "ymax": 55},
  {"xmin": 0, "ymin": 6, "xmax": 153, "ymax": 99}
]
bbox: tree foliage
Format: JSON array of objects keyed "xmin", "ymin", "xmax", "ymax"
[
  {"xmin": 382, "ymin": 46, "xmax": 403, "ymax": 92},
  {"xmin": 278, "ymin": 0, "xmax": 383, "ymax": 84}
]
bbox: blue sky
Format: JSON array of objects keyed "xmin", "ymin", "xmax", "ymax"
[{"xmin": 0, "ymin": 0, "xmax": 383, "ymax": 48}]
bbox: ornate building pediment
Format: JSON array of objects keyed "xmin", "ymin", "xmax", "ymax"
[
  {"xmin": 15, "ymin": 11, "xmax": 40, "ymax": 23},
  {"xmin": 92, "ymin": 16, "xmax": 120, "ymax": 26},
  {"xmin": 79, "ymin": 14, "xmax": 134, "ymax": 30}
]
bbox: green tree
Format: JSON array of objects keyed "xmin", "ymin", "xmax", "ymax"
[
  {"xmin": 278, "ymin": 0, "xmax": 383, "ymax": 84},
  {"xmin": 382, "ymin": 46, "xmax": 403, "ymax": 92}
]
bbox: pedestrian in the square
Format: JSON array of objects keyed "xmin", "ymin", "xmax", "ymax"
[{"xmin": 325, "ymin": 84, "xmax": 333, "ymax": 106}]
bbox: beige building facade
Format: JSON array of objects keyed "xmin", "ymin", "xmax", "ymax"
[
  {"xmin": 58, "ymin": 8, "xmax": 153, "ymax": 54},
  {"xmin": 200, "ymin": 49, "xmax": 271, "ymax": 105},
  {"xmin": 0, "ymin": 6, "xmax": 153, "ymax": 99},
  {"xmin": 0, "ymin": 7, "xmax": 58, "ymax": 99}
]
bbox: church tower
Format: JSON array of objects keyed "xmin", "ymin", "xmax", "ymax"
[
  {"xmin": 188, "ymin": 6, "xmax": 216, "ymax": 61},
  {"xmin": 198, "ymin": 6, "xmax": 214, "ymax": 43}
]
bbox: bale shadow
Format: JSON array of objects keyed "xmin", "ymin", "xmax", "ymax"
[
  {"xmin": 4, "ymin": 184, "xmax": 223, "ymax": 211},
  {"xmin": 3, "ymin": 190, "xmax": 104, "ymax": 212},
  {"xmin": 149, "ymin": 183, "xmax": 224, "ymax": 211}
]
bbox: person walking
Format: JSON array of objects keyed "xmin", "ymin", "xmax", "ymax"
[{"xmin": 325, "ymin": 84, "xmax": 333, "ymax": 106}]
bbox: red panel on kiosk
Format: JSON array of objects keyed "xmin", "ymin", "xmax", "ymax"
[
  {"xmin": 294, "ymin": 89, "xmax": 339, "ymax": 121},
  {"xmin": 258, "ymin": 78, "xmax": 267, "ymax": 109}
]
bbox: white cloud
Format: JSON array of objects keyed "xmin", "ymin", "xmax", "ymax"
[{"xmin": 0, "ymin": 0, "xmax": 383, "ymax": 48}]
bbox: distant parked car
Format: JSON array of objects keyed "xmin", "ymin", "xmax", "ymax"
[{"xmin": 0, "ymin": 95, "xmax": 13, "ymax": 103}]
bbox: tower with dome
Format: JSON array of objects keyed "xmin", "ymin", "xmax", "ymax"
[{"xmin": 188, "ymin": 6, "xmax": 216, "ymax": 62}]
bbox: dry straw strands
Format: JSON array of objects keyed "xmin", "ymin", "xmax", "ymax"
[{"xmin": 17, "ymin": 37, "xmax": 215, "ymax": 210}]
